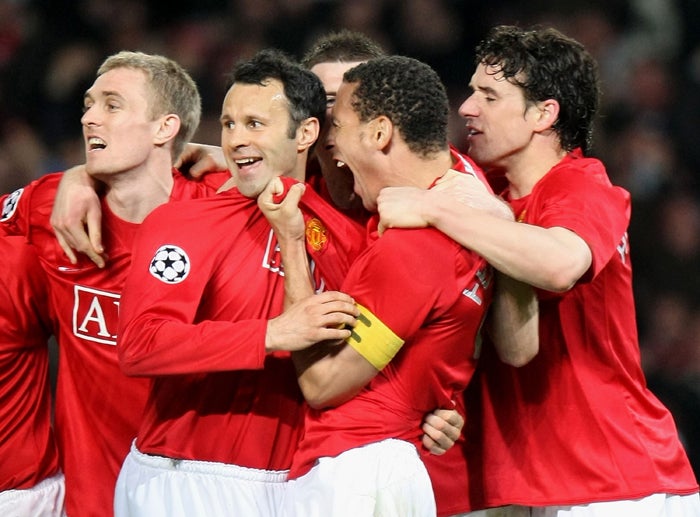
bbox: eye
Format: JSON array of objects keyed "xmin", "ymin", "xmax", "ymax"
[
  {"xmin": 248, "ymin": 120, "xmax": 262, "ymax": 129},
  {"xmin": 222, "ymin": 120, "xmax": 234, "ymax": 130},
  {"xmin": 326, "ymin": 96, "xmax": 336, "ymax": 108}
]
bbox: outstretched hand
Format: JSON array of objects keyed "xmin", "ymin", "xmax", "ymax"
[{"xmin": 50, "ymin": 165, "xmax": 106, "ymax": 268}]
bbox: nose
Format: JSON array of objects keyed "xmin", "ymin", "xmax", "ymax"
[
  {"xmin": 221, "ymin": 123, "xmax": 247, "ymax": 150},
  {"xmin": 81, "ymin": 105, "xmax": 98, "ymax": 127},
  {"xmin": 458, "ymin": 94, "xmax": 477, "ymax": 119},
  {"xmin": 326, "ymin": 124, "xmax": 336, "ymax": 149}
]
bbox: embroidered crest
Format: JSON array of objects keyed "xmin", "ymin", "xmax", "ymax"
[{"xmin": 305, "ymin": 217, "xmax": 328, "ymax": 252}]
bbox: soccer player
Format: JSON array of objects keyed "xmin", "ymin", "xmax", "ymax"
[
  {"xmin": 0, "ymin": 51, "xmax": 229, "ymax": 516},
  {"xmin": 300, "ymin": 29, "xmax": 385, "ymax": 222},
  {"xmin": 114, "ymin": 49, "xmax": 364, "ymax": 517},
  {"xmin": 300, "ymin": 32, "xmax": 537, "ymax": 517},
  {"xmin": 377, "ymin": 25, "xmax": 700, "ymax": 516},
  {"xmin": 257, "ymin": 55, "xmax": 537, "ymax": 517},
  {"xmin": 0, "ymin": 236, "xmax": 63, "ymax": 515}
]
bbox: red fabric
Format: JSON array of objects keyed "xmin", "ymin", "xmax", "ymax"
[
  {"xmin": 467, "ymin": 150, "xmax": 698, "ymax": 508},
  {"xmin": 0, "ymin": 236, "xmax": 58, "ymax": 490}
]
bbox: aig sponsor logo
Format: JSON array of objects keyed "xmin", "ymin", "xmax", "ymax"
[{"xmin": 72, "ymin": 285, "xmax": 120, "ymax": 346}]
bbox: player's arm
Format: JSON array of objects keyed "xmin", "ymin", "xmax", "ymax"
[
  {"xmin": 260, "ymin": 180, "xmax": 463, "ymax": 452},
  {"xmin": 258, "ymin": 178, "xmax": 358, "ymax": 354},
  {"xmin": 486, "ymin": 271, "xmax": 538, "ymax": 366},
  {"xmin": 377, "ymin": 174, "xmax": 591, "ymax": 292},
  {"xmin": 175, "ymin": 143, "xmax": 227, "ymax": 179},
  {"xmin": 258, "ymin": 178, "xmax": 379, "ymax": 408},
  {"xmin": 378, "ymin": 176, "xmax": 541, "ymax": 365},
  {"xmin": 116, "ymin": 207, "xmax": 281, "ymax": 376},
  {"xmin": 49, "ymin": 164, "xmax": 106, "ymax": 267}
]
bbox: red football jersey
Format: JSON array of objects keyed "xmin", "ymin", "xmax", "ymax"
[
  {"xmin": 289, "ymin": 208, "xmax": 493, "ymax": 484},
  {"xmin": 467, "ymin": 150, "xmax": 698, "ymax": 508},
  {"xmin": 0, "ymin": 169, "xmax": 225, "ymax": 517},
  {"xmin": 117, "ymin": 183, "xmax": 365, "ymax": 469},
  {"xmin": 0, "ymin": 236, "xmax": 58, "ymax": 491}
]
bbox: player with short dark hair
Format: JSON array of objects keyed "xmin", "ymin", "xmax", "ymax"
[
  {"xmin": 258, "ymin": 54, "xmax": 537, "ymax": 516},
  {"xmin": 114, "ymin": 48, "xmax": 365, "ymax": 516},
  {"xmin": 378, "ymin": 25, "xmax": 700, "ymax": 516}
]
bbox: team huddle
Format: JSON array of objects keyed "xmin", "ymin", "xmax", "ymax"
[{"xmin": 1, "ymin": 25, "xmax": 698, "ymax": 517}]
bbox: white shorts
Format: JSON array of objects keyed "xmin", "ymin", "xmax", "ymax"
[
  {"xmin": 114, "ymin": 441, "xmax": 288, "ymax": 517},
  {"xmin": 0, "ymin": 472, "xmax": 65, "ymax": 517},
  {"xmin": 465, "ymin": 492, "xmax": 700, "ymax": 517},
  {"xmin": 284, "ymin": 438, "xmax": 436, "ymax": 517}
]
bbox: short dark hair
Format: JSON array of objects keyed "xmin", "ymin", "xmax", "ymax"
[
  {"xmin": 301, "ymin": 30, "xmax": 385, "ymax": 69},
  {"xmin": 343, "ymin": 56, "xmax": 449, "ymax": 157},
  {"xmin": 475, "ymin": 25, "xmax": 601, "ymax": 154},
  {"xmin": 229, "ymin": 49, "xmax": 326, "ymax": 138}
]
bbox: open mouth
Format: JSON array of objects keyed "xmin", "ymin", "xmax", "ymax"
[
  {"xmin": 234, "ymin": 157, "xmax": 262, "ymax": 170},
  {"xmin": 87, "ymin": 137, "xmax": 106, "ymax": 151}
]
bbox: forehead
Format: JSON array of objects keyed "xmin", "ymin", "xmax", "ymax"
[
  {"xmin": 311, "ymin": 61, "xmax": 365, "ymax": 93},
  {"xmin": 86, "ymin": 67, "xmax": 149, "ymax": 100},
  {"xmin": 471, "ymin": 63, "xmax": 521, "ymax": 94},
  {"xmin": 333, "ymin": 81, "xmax": 358, "ymax": 116},
  {"xmin": 222, "ymin": 79, "xmax": 289, "ymax": 117}
]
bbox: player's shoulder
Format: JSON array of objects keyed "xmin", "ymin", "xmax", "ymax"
[
  {"xmin": 145, "ymin": 189, "xmax": 253, "ymax": 231},
  {"xmin": 375, "ymin": 226, "xmax": 458, "ymax": 263}
]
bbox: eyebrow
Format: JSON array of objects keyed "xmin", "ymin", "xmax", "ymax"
[
  {"xmin": 83, "ymin": 90, "xmax": 124, "ymax": 102},
  {"xmin": 474, "ymin": 84, "xmax": 499, "ymax": 96}
]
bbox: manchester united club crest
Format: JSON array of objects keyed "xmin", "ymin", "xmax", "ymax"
[{"xmin": 305, "ymin": 218, "xmax": 328, "ymax": 252}]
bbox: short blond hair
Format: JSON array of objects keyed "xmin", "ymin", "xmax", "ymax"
[{"xmin": 97, "ymin": 51, "xmax": 201, "ymax": 160}]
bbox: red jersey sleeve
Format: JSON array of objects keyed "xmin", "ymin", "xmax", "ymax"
[
  {"xmin": 117, "ymin": 196, "xmax": 268, "ymax": 376},
  {"xmin": 0, "ymin": 173, "xmax": 64, "ymax": 238}
]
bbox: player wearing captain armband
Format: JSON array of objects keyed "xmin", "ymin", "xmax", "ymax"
[{"xmin": 258, "ymin": 55, "xmax": 538, "ymax": 517}]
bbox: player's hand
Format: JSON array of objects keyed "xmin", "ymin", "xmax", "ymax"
[
  {"xmin": 50, "ymin": 164, "xmax": 107, "ymax": 267},
  {"xmin": 175, "ymin": 143, "xmax": 227, "ymax": 179},
  {"xmin": 421, "ymin": 407, "xmax": 464, "ymax": 455},
  {"xmin": 376, "ymin": 186, "xmax": 430, "ymax": 235},
  {"xmin": 257, "ymin": 177, "xmax": 306, "ymax": 242},
  {"xmin": 433, "ymin": 169, "xmax": 514, "ymax": 221},
  {"xmin": 265, "ymin": 291, "xmax": 359, "ymax": 353}
]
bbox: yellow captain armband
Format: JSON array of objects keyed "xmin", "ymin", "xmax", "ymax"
[{"xmin": 346, "ymin": 303, "xmax": 405, "ymax": 370}]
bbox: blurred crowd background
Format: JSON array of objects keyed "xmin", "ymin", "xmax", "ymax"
[{"xmin": 1, "ymin": 0, "xmax": 699, "ymax": 473}]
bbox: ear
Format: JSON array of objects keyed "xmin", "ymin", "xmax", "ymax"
[
  {"xmin": 533, "ymin": 99, "xmax": 559, "ymax": 133},
  {"xmin": 154, "ymin": 114, "xmax": 181, "ymax": 146},
  {"xmin": 296, "ymin": 117, "xmax": 320, "ymax": 153},
  {"xmin": 369, "ymin": 115, "xmax": 393, "ymax": 152}
]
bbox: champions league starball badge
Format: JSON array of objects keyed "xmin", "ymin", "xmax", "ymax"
[
  {"xmin": 149, "ymin": 244, "xmax": 190, "ymax": 284},
  {"xmin": 1, "ymin": 188, "xmax": 23, "ymax": 221}
]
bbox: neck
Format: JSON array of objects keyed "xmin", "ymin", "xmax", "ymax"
[
  {"xmin": 101, "ymin": 163, "xmax": 175, "ymax": 223},
  {"xmin": 390, "ymin": 147, "xmax": 454, "ymax": 190},
  {"xmin": 504, "ymin": 145, "xmax": 568, "ymax": 199}
]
